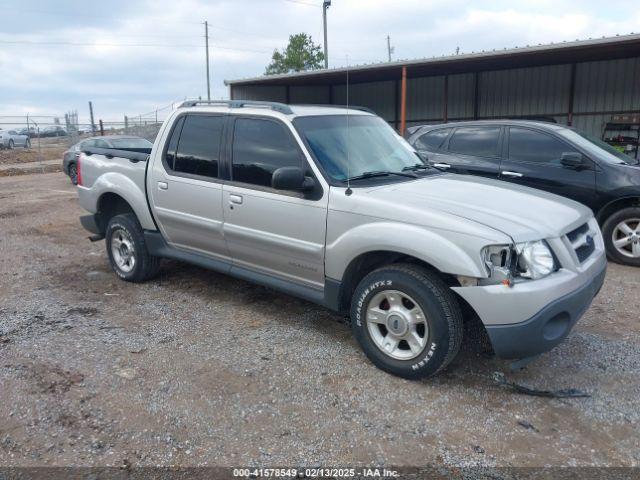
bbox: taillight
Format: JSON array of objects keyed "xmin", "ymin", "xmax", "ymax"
[{"xmin": 77, "ymin": 155, "xmax": 83, "ymax": 186}]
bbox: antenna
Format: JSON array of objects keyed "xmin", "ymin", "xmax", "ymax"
[{"xmin": 345, "ymin": 54, "xmax": 352, "ymax": 196}]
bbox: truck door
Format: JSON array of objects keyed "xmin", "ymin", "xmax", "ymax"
[
  {"xmin": 222, "ymin": 116, "xmax": 328, "ymax": 289},
  {"xmin": 147, "ymin": 113, "xmax": 230, "ymax": 261}
]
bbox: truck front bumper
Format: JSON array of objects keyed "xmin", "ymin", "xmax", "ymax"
[
  {"xmin": 452, "ymin": 250, "xmax": 606, "ymax": 360},
  {"xmin": 483, "ymin": 263, "xmax": 605, "ymax": 359}
]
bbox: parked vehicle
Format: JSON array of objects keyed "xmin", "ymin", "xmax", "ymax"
[
  {"xmin": 18, "ymin": 127, "xmax": 37, "ymax": 138},
  {"xmin": 63, "ymin": 136, "xmax": 153, "ymax": 185},
  {"xmin": 0, "ymin": 129, "xmax": 31, "ymax": 149},
  {"xmin": 40, "ymin": 126, "xmax": 67, "ymax": 137},
  {"xmin": 76, "ymin": 101, "xmax": 606, "ymax": 379},
  {"xmin": 407, "ymin": 120, "xmax": 640, "ymax": 266}
]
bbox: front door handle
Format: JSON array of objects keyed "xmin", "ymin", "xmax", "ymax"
[
  {"xmin": 158, "ymin": 181, "xmax": 168, "ymax": 190},
  {"xmin": 501, "ymin": 171, "xmax": 523, "ymax": 178},
  {"xmin": 229, "ymin": 194, "xmax": 243, "ymax": 205},
  {"xmin": 433, "ymin": 163, "xmax": 451, "ymax": 170}
]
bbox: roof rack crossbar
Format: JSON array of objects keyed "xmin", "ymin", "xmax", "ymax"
[{"xmin": 179, "ymin": 99, "xmax": 293, "ymax": 114}]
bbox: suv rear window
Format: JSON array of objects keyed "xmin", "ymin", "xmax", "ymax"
[
  {"xmin": 232, "ymin": 118, "xmax": 301, "ymax": 187},
  {"xmin": 415, "ymin": 128, "xmax": 451, "ymax": 151},
  {"xmin": 448, "ymin": 127, "xmax": 501, "ymax": 157}
]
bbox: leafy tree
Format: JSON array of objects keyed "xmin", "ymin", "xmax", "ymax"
[{"xmin": 265, "ymin": 33, "xmax": 325, "ymax": 75}]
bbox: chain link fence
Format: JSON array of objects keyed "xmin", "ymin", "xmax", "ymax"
[{"xmin": 0, "ymin": 102, "xmax": 182, "ymax": 174}]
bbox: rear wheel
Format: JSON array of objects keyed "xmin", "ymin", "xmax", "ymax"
[
  {"xmin": 350, "ymin": 264, "xmax": 463, "ymax": 379},
  {"xmin": 603, "ymin": 207, "xmax": 640, "ymax": 266},
  {"xmin": 24, "ymin": 138, "xmax": 31, "ymax": 149},
  {"xmin": 105, "ymin": 213, "xmax": 161, "ymax": 282},
  {"xmin": 68, "ymin": 163, "xmax": 78, "ymax": 185},
  {"xmin": 8, "ymin": 139, "xmax": 14, "ymax": 149}
]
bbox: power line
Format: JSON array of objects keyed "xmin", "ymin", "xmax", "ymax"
[{"xmin": 0, "ymin": 39, "xmax": 271, "ymax": 53}]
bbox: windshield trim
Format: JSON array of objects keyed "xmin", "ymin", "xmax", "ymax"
[{"xmin": 292, "ymin": 114, "xmax": 435, "ymax": 188}]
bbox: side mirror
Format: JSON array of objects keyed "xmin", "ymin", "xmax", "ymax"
[
  {"xmin": 561, "ymin": 152, "xmax": 586, "ymax": 170},
  {"xmin": 271, "ymin": 166, "xmax": 315, "ymax": 191}
]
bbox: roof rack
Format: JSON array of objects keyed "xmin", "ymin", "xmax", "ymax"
[
  {"xmin": 178, "ymin": 99, "xmax": 293, "ymax": 114},
  {"xmin": 292, "ymin": 104, "xmax": 375, "ymax": 114}
]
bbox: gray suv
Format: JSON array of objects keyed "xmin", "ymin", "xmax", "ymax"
[{"xmin": 75, "ymin": 101, "xmax": 606, "ymax": 379}]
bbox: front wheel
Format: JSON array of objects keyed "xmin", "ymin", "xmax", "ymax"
[
  {"xmin": 350, "ymin": 264, "xmax": 463, "ymax": 379},
  {"xmin": 105, "ymin": 213, "xmax": 161, "ymax": 282},
  {"xmin": 24, "ymin": 138, "xmax": 31, "ymax": 149},
  {"xmin": 603, "ymin": 207, "xmax": 640, "ymax": 266},
  {"xmin": 8, "ymin": 140, "xmax": 14, "ymax": 149}
]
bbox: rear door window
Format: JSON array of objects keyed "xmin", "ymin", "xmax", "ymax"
[
  {"xmin": 415, "ymin": 128, "xmax": 451, "ymax": 151},
  {"xmin": 448, "ymin": 127, "xmax": 501, "ymax": 158},
  {"xmin": 172, "ymin": 115, "xmax": 224, "ymax": 178}
]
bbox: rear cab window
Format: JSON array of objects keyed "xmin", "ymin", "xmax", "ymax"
[{"xmin": 163, "ymin": 114, "xmax": 224, "ymax": 179}]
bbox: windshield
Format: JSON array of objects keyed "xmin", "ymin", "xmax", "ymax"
[
  {"xmin": 560, "ymin": 129, "xmax": 639, "ymax": 165},
  {"xmin": 293, "ymin": 114, "xmax": 427, "ymax": 182},
  {"xmin": 109, "ymin": 138, "xmax": 153, "ymax": 149}
]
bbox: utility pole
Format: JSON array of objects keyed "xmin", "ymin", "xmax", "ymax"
[
  {"xmin": 322, "ymin": 0, "xmax": 331, "ymax": 69},
  {"xmin": 386, "ymin": 35, "xmax": 394, "ymax": 62},
  {"xmin": 88, "ymin": 101, "xmax": 96, "ymax": 134},
  {"xmin": 204, "ymin": 20, "xmax": 211, "ymax": 101}
]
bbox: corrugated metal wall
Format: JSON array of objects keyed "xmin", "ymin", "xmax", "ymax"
[{"xmin": 231, "ymin": 56, "xmax": 640, "ymax": 137}]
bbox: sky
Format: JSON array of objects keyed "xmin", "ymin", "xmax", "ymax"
[{"xmin": 1, "ymin": 0, "xmax": 639, "ymax": 124}]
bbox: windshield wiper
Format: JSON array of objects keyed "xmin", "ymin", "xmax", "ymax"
[
  {"xmin": 344, "ymin": 170, "xmax": 418, "ymax": 182},
  {"xmin": 402, "ymin": 163, "xmax": 430, "ymax": 172}
]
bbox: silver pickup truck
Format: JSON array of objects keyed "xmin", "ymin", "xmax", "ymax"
[{"xmin": 76, "ymin": 100, "xmax": 607, "ymax": 379}]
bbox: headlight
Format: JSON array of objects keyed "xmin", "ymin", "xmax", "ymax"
[
  {"xmin": 481, "ymin": 240, "xmax": 556, "ymax": 285},
  {"xmin": 515, "ymin": 240, "xmax": 556, "ymax": 280}
]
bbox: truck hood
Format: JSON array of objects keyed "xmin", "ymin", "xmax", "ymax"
[{"xmin": 363, "ymin": 174, "xmax": 593, "ymax": 242}]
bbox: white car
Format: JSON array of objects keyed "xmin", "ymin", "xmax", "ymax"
[{"xmin": 0, "ymin": 129, "xmax": 31, "ymax": 149}]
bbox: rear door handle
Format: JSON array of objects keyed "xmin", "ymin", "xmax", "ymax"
[
  {"xmin": 158, "ymin": 181, "xmax": 168, "ymax": 190},
  {"xmin": 501, "ymin": 171, "xmax": 523, "ymax": 178},
  {"xmin": 229, "ymin": 194, "xmax": 243, "ymax": 205},
  {"xmin": 433, "ymin": 163, "xmax": 451, "ymax": 170}
]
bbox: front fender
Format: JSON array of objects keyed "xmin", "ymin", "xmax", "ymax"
[
  {"xmin": 78, "ymin": 171, "xmax": 156, "ymax": 230},
  {"xmin": 325, "ymin": 221, "xmax": 489, "ymax": 280}
]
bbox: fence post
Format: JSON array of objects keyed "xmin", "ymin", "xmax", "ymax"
[
  {"xmin": 99, "ymin": 120, "xmax": 104, "ymax": 136},
  {"xmin": 124, "ymin": 115, "xmax": 129, "ymax": 134}
]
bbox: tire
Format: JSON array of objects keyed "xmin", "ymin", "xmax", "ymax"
[
  {"xmin": 68, "ymin": 163, "xmax": 78, "ymax": 185},
  {"xmin": 8, "ymin": 139, "xmax": 14, "ymax": 150},
  {"xmin": 350, "ymin": 263, "xmax": 463, "ymax": 379},
  {"xmin": 105, "ymin": 213, "xmax": 161, "ymax": 282},
  {"xmin": 602, "ymin": 207, "xmax": 640, "ymax": 266},
  {"xmin": 25, "ymin": 139, "xmax": 31, "ymax": 149}
]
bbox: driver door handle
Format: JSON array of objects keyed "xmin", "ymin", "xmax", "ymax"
[
  {"xmin": 158, "ymin": 181, "xmax": 168, "ymax": 190},
  {"xmin": 433, "ymin": 163, "xmax": 451, "ymax": 170},
  {"xmin": 501, "ymin": 171, "xmax": 524, "ymax": 178},
  {"xmin": 229, "ymin": 194, "xmax": 243, "ymax": 205}
]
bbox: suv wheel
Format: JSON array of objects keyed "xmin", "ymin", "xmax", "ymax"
[
  {"xmin": 603, "ymin": 207, "xmax": 640, "ymax": 266},
  {"xmin": 350, "ymin": 264, "xmax": 463, "ymax": 379},
  {"xmin": 8, "ymin": 139, "xmax": 14, "ymax": 149},
  {"xmin": 105, "ymin": 213, "xmax": 161, "ymax": 282}
]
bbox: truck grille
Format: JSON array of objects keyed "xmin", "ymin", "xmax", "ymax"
[{"xmin": 566, "ymin": 222, "xmax": 596, "ymax": 263}]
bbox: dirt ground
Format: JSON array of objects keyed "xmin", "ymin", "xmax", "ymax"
[
  {"xmin": 0, "ymin": 173, "xmax": 639, "ymax": 473},
  {"xmin": 0, "ymin": 137, "xmax": 69, "ymax": 166}
]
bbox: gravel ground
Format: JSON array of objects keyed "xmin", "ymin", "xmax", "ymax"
[{"xmin": 0, "ymin": 172, "xmax": 639, "ymax": 473}]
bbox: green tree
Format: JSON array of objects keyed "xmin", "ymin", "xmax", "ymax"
[{"xmin": 265, "ymin": 33, "xmax": 325, "ymax": 75}]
